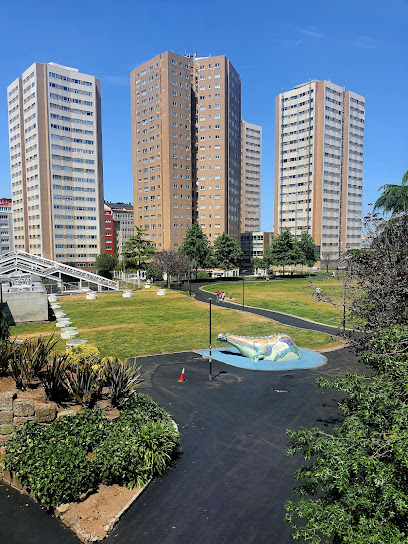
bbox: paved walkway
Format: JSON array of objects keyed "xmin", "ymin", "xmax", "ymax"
[
  {"xmin": 189, "ymin": 281, "xmax": 342, "ymax": 337},
  {"xmin": 0, "ymin": 281, "xmax": 358, "ymax": 544},
  {"xmin": 0, "ymin": 348, "xmax": 364, "ymax": 544}
]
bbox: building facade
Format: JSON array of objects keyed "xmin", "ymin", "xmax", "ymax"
[
  {"xmin": 274, "ymin": 80, "xmax": 365, "ymax": 262},
  {"xmin": 241, "ymin": 120, "xmax": 262, "ymax": 232},
  {"xmin": 130, "ymin": 51, "xmax": 241, "ymax": 250},
  {"xmin": 240, "ymin": 231, "xmax": 273, "ymax": 269},
  {"xmin": 105, "ymin": 202, "xmax": 134, "ymax": 256},
  {"xmin": 104, "ymin": 204, "xmax": 114, "ymax": 255},
  {"xmin": 0, "ymin": 198, "xmax": 14, "ymax": 255},
  {"xmin": 7, "ymin": 62, "xmax": 105, "ymax": 269},
  {"xmin": 193, "ymin": 55, "xmax": 242, "ymax": 245}
]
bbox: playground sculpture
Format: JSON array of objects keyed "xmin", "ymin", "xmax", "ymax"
[{"xmin": 217, "ymin": 333, "xmax": 301, "ymax": 363}]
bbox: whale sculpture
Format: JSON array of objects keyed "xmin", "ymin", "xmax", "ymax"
[{"xmin": 217, "ymin": 333, "xmax": 301, "ymax": 363}]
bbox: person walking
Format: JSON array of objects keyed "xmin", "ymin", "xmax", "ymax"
[
  {"xmin": 215, "ymin": 289, "xmax": 220, "ymax": 302},
  {"xmin": 221, "ymin": 291, "xmax": 226, "ymax": 303},
  {"xmin": 316, "ymin": 286, "xmax": 321, "ymax": 300}
]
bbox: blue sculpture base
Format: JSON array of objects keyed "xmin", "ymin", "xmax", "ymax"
[{"xmin": 194, "ymin": 347, "xmax": 326, "ymax": 371}]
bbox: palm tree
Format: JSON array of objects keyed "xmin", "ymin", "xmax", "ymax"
[{"xmin": 374, "ymin": 170, "xmax": 408, "ymax": 216}]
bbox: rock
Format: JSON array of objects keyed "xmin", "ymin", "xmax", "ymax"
[
  {"xmin": 0, "ymin": 424, "xmax": 13, "ymax": 436},
  {"xmin": 0, "ymin": 434, "xmax": 12, "ymax": 447},
  {"xmin": 0, "ymin": 392, "xmax": 15, "ymax": 411},
  {"xmin": 0, "ymin": 446, "xmax": 6, "ymax": 458},
  {"xmin": 13, "ymin": 399, "xmax": 35, "ymax": 417},
  {"xmin": 96, "ymin": 400, "xmax": 110, "ymax": 411},
  {"xmin": 12, "ymin": 473, "xmax": 23, "ymax": 490},
  {"xmin": 35, "ymin": 403, "xmax": 57, "ymax": 423},
  {"xmin": 0, "ymin": 412, "xmax": 13, "ymax": 424},
  {"xmin": 55, "ymin": 503, "xmax": 70, "ymax": 515},
  {"xmin": 2, "ymin": 470, "xmax": 11, "ymax": 484},
  {"xmin": 57, "ymin": 410, "xmax": 77, "ymax": 419},
  {"xmin": 13, "ymin": 416, "xmax": 33, "ymax": 428}
]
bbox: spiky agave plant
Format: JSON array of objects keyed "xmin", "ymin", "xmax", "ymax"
[{"xmin": 104, "ymin": 357, "xmax": 143, "ymax": 408}]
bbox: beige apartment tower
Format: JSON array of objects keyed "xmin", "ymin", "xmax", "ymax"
[
  {"xmin": 130, "ymin": 51, "xmax": 241, "ymax": 249},
  {"xmin": 274, "ymin": 80, "xmax": 365, "ymax": 261},
  {"xmin": 7, "ymin": 62, "xmax": 105, "ymax": 269},
  {"xmin": 241, "ymin": 120, "xmax": 262, "ymax": 232}
]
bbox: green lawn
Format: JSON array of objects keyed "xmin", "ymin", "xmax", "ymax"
[
  {"xmin": 204, "ymin": 276, "xmax": 348, "ymax": 327},
  {"xmin": 10, "ymin": 287, "xmax": 342, "ymax": 358}
]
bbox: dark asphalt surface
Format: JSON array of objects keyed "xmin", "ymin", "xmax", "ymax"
[
  {"xmin": 189, "ymin": 282, "xmax": 342, "ymax": 337},
  {"xmin": 0, "ymin": 346, "xmax": 365, "ymax": 544}
]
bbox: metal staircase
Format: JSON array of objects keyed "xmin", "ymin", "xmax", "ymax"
[{"xmin": 0, "ymin": 250, "xmax": 119, "ymax": 291}]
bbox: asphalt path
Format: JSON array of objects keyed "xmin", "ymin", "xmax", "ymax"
[
  {"xmin": 189, "ymin": 282, "xmax": 342, "ymax": 337},
  {"xmin": 0, "ymin": 347, "xmax": 365, "ymax": 544}
]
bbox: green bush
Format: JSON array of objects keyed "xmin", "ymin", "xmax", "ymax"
[
  {"xmin": 5, "ymin": 394, "xmax": 180, "ymax": 507},
  {"xmin": 5, "ymin": 409, "xmax": 108, "ymax": 506},
  {"xmin": 8, "ymin": 336, "xmax": 59, "ymax": 390},
  {"xmin": 360, "ymin": 325, "xmax": 408, "ymax": 374},
  {"xmin": 0, "ymin": 310, "xmax": 9, "ymax": 341},
  {"xmin": 196, "ymin": 270, "xmax": 211, "ymax": 279},
  {"xmin": 103, "ymin": 357, "xmax": 143, "ymax": 407}
]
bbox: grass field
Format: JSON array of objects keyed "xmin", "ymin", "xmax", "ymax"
[
  {"xmin": 10, "ymin": 287, "xmax": 342, "ymax": 358},
  {"xmin": 204, "ymin": 276, "xmax": 348, "ymax": 327}
]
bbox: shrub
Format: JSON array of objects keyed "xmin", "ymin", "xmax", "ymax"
[
  {"xmin": 196, "ymin": 270, "xmax": 210, "ymax": 279},
  {"xmin": 93, "ymin": 394, "xmax": 179, "ymax": 488},
  {"xmin": 5, "ymin": 410, "xmax": 109, "ymax": 506},
  {"xmin": 103, "ymin": 357, "xmax": 143, "ymax": 407},
  {"xmin": 64, "ymin": 344, "xmax": 105, "ymax": 407},
  {"xmin": 39, "ymin": 352, "xmax": 70, "ymax": 404},
  {"xmin": 0, "ymin": 310, "xmax": 9, "ymax": 341},
  {"xmin": 8, "ymin": 335, "xmax": 59, "ymax": 390},
  {"xmin": 66, "ymin": 344, "xmax": 100, "ymax": 366},
  {"xmin": 5, "ymin": 395, "xmax": 180, "ymax": 506},
  {"xmin": 0, "ymin": 340, "xmax": 14, "ymax": 375}
]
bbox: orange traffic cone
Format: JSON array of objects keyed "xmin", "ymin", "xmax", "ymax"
[{"xmin": 178, "ymin": 367, "xmax": 185, "ymax": 382}]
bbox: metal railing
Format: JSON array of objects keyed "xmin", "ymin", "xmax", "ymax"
[{"xmin": 0, "ymin": 250, "xmax": 119, "ymax": 291}]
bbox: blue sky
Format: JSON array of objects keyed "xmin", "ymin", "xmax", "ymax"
[{"xmin": 0, "ymin": 0, "xmax": 407, "ymax": 231}]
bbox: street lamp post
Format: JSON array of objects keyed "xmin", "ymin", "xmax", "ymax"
[
  {"xmin": 242, "ymin": 270, "xmax": 247, "ymax": 311},
  {"xmin": 208, "ymin": 298, "xmax": 212, "ymax": 381}
]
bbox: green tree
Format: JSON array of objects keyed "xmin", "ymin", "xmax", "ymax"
[
  {"xmin": 285, "ymin": 326, "xmax": 408, "ymax": 544},
  {"xmin": 120, "ymin": 227, "xmax": 156, "ymax": 272},
  {"xmin": 345, "ymin": 213, "xmax": 408, "ymax": 336},
  {"xmin": 213, "ymin": 233, "xmax": 242, "ymax": 273},
  {"xmin": 179, "ymin": 223, "xmax": 212, "ymax": 278},
  {"xmin": 94, "ymin": 253, "xmax": 118, "ymax": 279},
  {"xmin": 251, "ymin": 256, "xmax": 267, "ymax": 275},
  {"xmin": 265, "ymin": 229, "xmax": 304, "ymax": 275},
  {"xmin": 374, "ymin": 170, "xmax": 408, "ymax": 216},
  {"xmin": 285, "ymin": 215, "xmax": 408, "ymax": 544},
  {"xmin": 298, "ymin": 230, "xmax": 318, "ymax": 268}
]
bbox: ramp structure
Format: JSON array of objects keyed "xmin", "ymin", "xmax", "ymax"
[{"xmin": 0, "ymin": 250, "xmax": 119, "ymax": 292}]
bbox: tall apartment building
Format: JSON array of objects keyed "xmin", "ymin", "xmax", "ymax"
[
  {"xmin": 0, "ymin": 198, "xmax": 14, "ymax": 255},
  {"xmin": 7, "ymin": 62, "xmax": 104, "ymax": 269},
  {"xmin": 193, "ymin": 55, "xmax": 242, "ymax": 244},
  {"xmin": 241, "ymin": 120, "xmax": 262, "ymax": 232},
  {"xmin": 274, "ymin": 80, "xmax": 365, "ymax": 261},
  {"xmin": 130, "ymin": 51, "xmax": 241, "ymax": 249}
]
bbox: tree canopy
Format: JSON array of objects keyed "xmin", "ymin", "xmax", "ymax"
[
  {"xmin": 149, "ymin": 250, "xmax": 190, "ymax": 287},
  {"xmin": 179, "ymin": 223, "xmax": 212, "ymax": 274},
  {"xmin": 212, "ymin": 232, "xmax": 242, "ymax": 271},
  {"xmin": 120, "ymin": 227, "xmax": 156, "ymax": 271},
  {"xmin": 285, "ymin": 213, "xmax": 408, "ymax": 544},
  {"xmin": 265, "ymin": 228, "xmax": 304, "ymax": 272},
  {"xmin": 373, "ymin": 170, "xmax": 408, "ymax": 216},
  {"xmin": 94, "ymin": 253, "xmax": 118, "ymax": 279},
  {"xmin": 297, "ymin": 230, "xmax": 318, "ymax": 267},
  {"xmin": 286, "ymin": 326, "xmax": 408, "ymax": 544}
]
